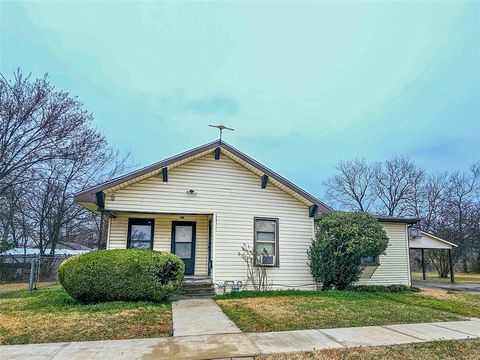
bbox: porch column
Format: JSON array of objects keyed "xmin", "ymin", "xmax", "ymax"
[
  {"xmin": 448, "ymin": 249, "xmax": 455, "ymax": 283},
  {"xmin": 98, "ymin": 212, "xmax": 105, "ymax": 249},
  {"xmin": 421, "ymin": 248, "xmax": 426, "ymax": 280}
]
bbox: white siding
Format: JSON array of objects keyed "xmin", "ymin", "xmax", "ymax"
[
  {"xmin": 409, "ymin": 232, "xmax": 454, "ymax": 249},
  {"xmin": 105, "ymin": 152, "xmax": 316, "ymax": 289},
  {"xmin": 104, "ymin": 151, "xmax": 411, "ymax": 288},
  {"xmin": 107, "ymin": 213, "xmax": 209, "ymax": 276},
  {"xmin": 357, "ymin": 222, "xmax": 411, "ymax": 286}
]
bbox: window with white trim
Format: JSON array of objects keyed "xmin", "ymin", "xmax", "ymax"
[{"xmin": 254, "ymin": 218, "xmax": 278, "ymax": 266}]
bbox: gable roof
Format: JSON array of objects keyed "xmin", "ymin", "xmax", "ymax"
[{"xmin": 74, "ymin": 140, "xmax": 331, "ymax": 214}]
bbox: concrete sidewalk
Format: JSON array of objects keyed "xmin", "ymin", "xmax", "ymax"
[
  {"xmin": 172, "ymin": 299, "xmax": 242, "ymax": 336},
  {"xmin": 1, "ymin": 319, "xmax": 480, "ymax": 360}
]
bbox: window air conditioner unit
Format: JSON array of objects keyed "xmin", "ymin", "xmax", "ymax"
[
  {"xmin": 409, "ymin": 228, "xmax": 421, "ymax": 239},
  {"xmin": 259, "ymin": 255, "xmax": 275, "ymax": 266}
]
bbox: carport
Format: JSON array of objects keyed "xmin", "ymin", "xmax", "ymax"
[{"xmin": 409, "ymin": 228, "xmax": 458, "ymax": 283}]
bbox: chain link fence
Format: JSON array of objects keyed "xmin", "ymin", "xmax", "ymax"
[{"xmin": 0, "ymin": 254, "xmax": 73, "ymax": 293}]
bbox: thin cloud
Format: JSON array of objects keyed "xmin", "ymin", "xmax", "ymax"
[{"xmin": 184, "ymin": 96, "xmax": 239, "ymax": 115}]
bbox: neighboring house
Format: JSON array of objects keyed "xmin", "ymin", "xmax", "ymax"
[
  {"xmin": 75, "ymin": 140, "xmax": 416, "ymax": 289},
  {"xmin": 4, "ymin": 247, "xmax": 91, "ymax": 258},
  {"xmin": 2, "ymin": 247, "xmax": 90, "ymax": 267},
  {"xmin": 55, "ymin": 241, "xmax": 94, "ymax": 252},
  {"xmin": 3, "ymin": 241, "xmax": 93, "ymax": 260}
]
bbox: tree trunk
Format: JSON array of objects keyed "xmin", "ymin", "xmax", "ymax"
[{"xmin": 462, "ymin": 255, "xmax": 468, "ymax": 273}]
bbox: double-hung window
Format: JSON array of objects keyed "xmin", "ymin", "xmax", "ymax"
[
  {"xmin": 254, "ymin": 218, "xmax": 279, "ymax": 267},
  {"xmin": 127, "ymin": 219, "xmax": 154, "ymax": 249}
]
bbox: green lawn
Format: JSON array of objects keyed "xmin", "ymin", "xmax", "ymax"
[
  {"xmin": 256, "ymin": 339, "xmax": 480, "ymax": 360},
  {"xmin": 215, "ymin": 289, "xmax": 480, "ymax": 333},
  {"xmin": 412, "ymin": 271, "xmax": 480, "ymax": 283},
  {"xmin": 0, "ymin": 285, "xmax": 172, "ymax": 345}
]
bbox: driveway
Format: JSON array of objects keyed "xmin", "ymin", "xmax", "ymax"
[{"xmin": 413, "ymin": 280, "xmax": 480, "ymax": 294}]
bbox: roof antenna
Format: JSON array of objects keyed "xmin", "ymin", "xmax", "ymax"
[{"xmin": 208, "ymin": 124, "xmax": 234, "ymax": 142}]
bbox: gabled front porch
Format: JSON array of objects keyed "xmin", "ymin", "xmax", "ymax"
[{"xmin": 106, "ymin": 212, "xmax": 214, "ymax": 278}]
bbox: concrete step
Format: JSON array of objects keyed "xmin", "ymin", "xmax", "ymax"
[
  {"xmin": 174, "ymin": 290, "xmax": 216, "ymax": 299},
  {"xmin": 183, "ymin": 279, "xmax": 213, "ymax": 285},
  {"xmin": 177, "ymin": 287, "xmax": 216, "ymax": 294},
  {"xmin": 172, "ymin": 293, "xmax": 217, "ymax": 300},
  {"xmin": 176, "ymin": 295, "xmax": 216, "ymax": 300},
  {"xmin": 178, "ymin": 288, "xmax": 216, "ymax": 294},
  {"xmin": 182, "ymin": 283, "xmax": 215, "ymax": 290},
  {"xmin": 176, "ymin": 278, "xmax": 216, "ymax": 298}
]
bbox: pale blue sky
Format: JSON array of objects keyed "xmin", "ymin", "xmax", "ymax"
[{"xmin": 1, "ymin": 1, "xmax": 479, "ymax": 197}]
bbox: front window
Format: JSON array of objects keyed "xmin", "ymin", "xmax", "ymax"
[
  {"xmin": 254, "ymin": 218, "xmax": 278, "ymax": 266},
  {"xmin": 128, "ymin": 219, "xmax": 154, "ymax": 249}
]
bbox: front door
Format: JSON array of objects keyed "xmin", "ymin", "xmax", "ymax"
[{"xmin": 171, "ymin": 221, "xmax": 196, "ymax": 276}]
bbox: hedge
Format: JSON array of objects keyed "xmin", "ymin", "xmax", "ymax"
[{"xmin": 58, "ymin": 249, "xmax": 184, "ymax": 303}]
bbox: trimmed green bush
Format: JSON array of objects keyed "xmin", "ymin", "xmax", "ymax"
[
  {"xmin": 308, "ymin": 212, "xmax": 389, "ymax": 290},
  {"xmin": 58, "ymin": 249, "xmax": 184, "ymax": 304}
]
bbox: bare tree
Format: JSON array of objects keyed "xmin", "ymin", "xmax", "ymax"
[
  {"xmin": 373, "ymin": 156, "xmax": 425, "ymax": 217},
  {"xmin": 0, "ymin": 69, "xmax": 98, "ymax": 193},
  {"xmin": 21, "ymin": 147, "xmax": 129, "ymax": 254},
  {"xmin": 405, "ymin": 173, "xmax": 449, "ymax": 231},
  {"xmin": 0, "ymin": 70, "xmax": 130, "ymax": 254},
  {"xmin": 420, "ymin": 173, "xmax": 449, "ymax": 231},
  {"xmin": 438, "ymin": 163, "xmax": 480, "ymax": 273},
  {"xmin": 0, "ymin": 185, "xmax": 19, "ymax": 251},
  {"xmin": 324, "ymin": 159, "xmax": 374, "ymax": 212}
]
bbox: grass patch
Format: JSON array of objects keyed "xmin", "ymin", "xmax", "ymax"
[
  {"xmin": 0, "ymin": 285, "xmax": 172, "ymax": 345},
  {"xmin": 215, "ymin": 289, "xmax": 479, "ymax": 333},
  {"xmin": 385, "ymin": 289, "xmax": 480, "ymax": 318},
  {"xmin": 412, "ymin": 271, "xmax": 480, "ymax": 284},
  {"xmin": 0, "ymin": 282, "xmax": 56, "ymax": 293},
  {"xmin": 256, "ymin": 338, "xmax": 480, "ymax": 360},
  {"xmin": 215, "ymin": 289, "xmax": 327, "ymax": 300}
]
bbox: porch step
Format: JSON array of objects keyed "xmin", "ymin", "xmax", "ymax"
[{"xmin": 175, "ymin": 277, "xmax": 216, "ymax": 298}]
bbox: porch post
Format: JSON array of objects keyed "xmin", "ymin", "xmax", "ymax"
[
  {"xmin": 449, "ymin": 249, "xmax": 455, "ymax": 283},
  {"xmin": 98, "ymin": 211, "xmax": 105, "ymax": 249},
  {"xmin": 421, "ymin": 248, "xmax": 426, "ymax": 280}
]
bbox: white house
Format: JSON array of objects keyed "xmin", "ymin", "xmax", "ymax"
[{"xmin": 75, "ymin": 140, "xmax": 416, "ymax": 290}]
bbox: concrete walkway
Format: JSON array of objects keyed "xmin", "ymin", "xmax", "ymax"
[
  {"xmin": 172, "ymin": 299, "xmax": 242, "ymax": 336},
  {"xmin": 2, "ymin": 319, "xmax": 480, "ymax": 360},
  {"xmin": 413, "ymin": 280, "xmax": 480, "ymax": 294}
]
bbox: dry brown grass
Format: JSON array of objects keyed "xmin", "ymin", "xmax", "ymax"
[
  {"xmin": 419, "ymin": 288, "xmax": 459, "ymax": 300},
  {"xmin": 256, "ymin": 339, "xmax": 480, "ymax": 360},
  {"xmin": 0, "ymin": 310, "xmax": 172, "ymax": 344},
  {"xmin": 216, "ymin": 290, "xmax": 467, "ymax": 333},
  {"xmin": 0, "ymin": 286, "xmax": 172, "ymax": 344},
  {"xmin": 0, "ymin": 282, "xmax": 57, "ymax": 293}
]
